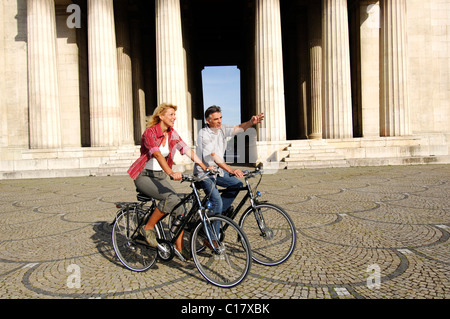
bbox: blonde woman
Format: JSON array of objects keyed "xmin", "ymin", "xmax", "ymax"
[{"xmin": 128, "ymin": 103, "xmax": 210, "ymax": 261}]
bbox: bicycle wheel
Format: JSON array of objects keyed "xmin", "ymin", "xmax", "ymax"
[
  {"xmin": 240, "ymin": 203, "xmax": 296, "ymax": 266},
  {"xmin": 191, "ymin": 215, "xmax": 252, "ymax": 288},
  {"xmin": 112, "ymin": 207, "xmax": 157, "ymax": 272}
]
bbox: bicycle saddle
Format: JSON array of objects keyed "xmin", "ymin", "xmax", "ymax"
[{"xmin": 137, "ymin": 192, "xmax": 153, "ymax": 202}]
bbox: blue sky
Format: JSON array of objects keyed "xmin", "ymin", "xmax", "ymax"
[{"xmin": 202, "ymin": 66, "xmax": 241, "ymax": 126}]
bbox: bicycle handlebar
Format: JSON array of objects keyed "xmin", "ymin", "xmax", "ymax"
[
  {"xmin": 169, "ymin": 167, "xmax": 262, "ymax": 182},
  {"xmin": 170, "ymin": 168, "xmax": 220, "ymax": 183},
  {"xmin": 244, "ymin": 168, "xmax": 263, "ymax": 178},
  {"xmin": 230, "ymin": 167, "xmax": 263, "ymax": 179}
]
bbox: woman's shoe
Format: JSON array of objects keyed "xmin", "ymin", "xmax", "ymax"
[{"xmin": 139, "ymin": 227, "xmax": 158, "ymax": 247}]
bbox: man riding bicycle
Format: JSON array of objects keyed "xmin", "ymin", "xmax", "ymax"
[{"xmin": 193, "ymin": 105, "xmax": 264, "ymax": 233}]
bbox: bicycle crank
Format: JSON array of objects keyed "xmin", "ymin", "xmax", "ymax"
[{"xmin": 156, "ymin": 239, "xmax": 174, "ymax": 261}]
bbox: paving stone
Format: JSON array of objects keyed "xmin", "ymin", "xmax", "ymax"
[{"xmin": 0, "ymin": 165, "xmax": 449, "ymax": 299}]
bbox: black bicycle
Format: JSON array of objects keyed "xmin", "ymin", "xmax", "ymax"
[
  {"xmin": 219, "ymin": 168, "xmax": 296, "ymax": 266},
  {"xmin": 111, "ymin": 170, "xmax": 252, "ymax": 288}
]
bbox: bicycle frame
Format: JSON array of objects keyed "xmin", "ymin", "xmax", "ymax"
[
  {"xmin": 155, "ymin": 171, "xmax": 222, "ymax": 255},
  {"xmin": 113, "ymin": 171, "xmax": 221, "ymax": 259},
  {"xmin": 166, "ymin": 182, "xmax": 206, "ymax": 241},
  {"xmin": 214, "ymin": 169, "xmax": 271, "ymax": 237},
  {"xmin": 218, "ymin": 169, "xmax": 264, "ymax": 221}
]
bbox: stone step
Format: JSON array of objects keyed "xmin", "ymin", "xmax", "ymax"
[
  {"xmin": 285, "ymin": 159, "xmax": 350, "ymax": 169},
  {"xmin": 286, "ymin": 151, "xmax": 345, "ymax": 160},
  {"xmin": 99, "ymin": 159, "xmax": 134, "ymax": 168},
  {"xmin": 282, "ymin": 140, "xmax": 345, "ymax": 167},
  {"xmin": 347, "ymin": 155, "xmax": 450, "ymax": 167}
]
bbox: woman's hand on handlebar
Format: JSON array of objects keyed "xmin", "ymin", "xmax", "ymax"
[{"xmin": 169, "ymin": 172, "xmax": 182, "ymax": 181}]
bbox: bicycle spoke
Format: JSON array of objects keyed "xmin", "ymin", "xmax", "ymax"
[
  {"xmin": 241, "ymin": 204, "xmax": 296, "ymax": 266},
  {"xmin": 112, "ymin": 208, "xmax": 157, "ymax": 272},
  {"xmin": 191, "ymin": 216, "xmax": 251, "ymax": 288}
]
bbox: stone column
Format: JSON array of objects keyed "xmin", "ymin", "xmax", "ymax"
[
  {"xmin": 87, "ymin": 0, "xmax": 121, "ymax": 147},
  {"xmin": 115, "ymin": 2, "xmax": 135, "ymax": 145},
  {"xmin": 130, "ymin": 18, "xmax": 146, "ymax": 144},
  {"xmin": 380, "ymin": 0, "xmax": 411, "ymax": 136},
  {"xmin": 322, "ymin": 0, "xmax": 353, "ymax": 139},
  {"xmin": 360, "ymin": 1, "xmax": 380, "ymax": 137},
  {"xmin": 155, "ymin": 0, "xmax": 189, "ymax": 141},
  {"xmin": 255, "ymin": 0, "xmax": 286, "ymax": 142},
  {"xmin": 308, "ymin": 1, "xmax": 323, "ymax": 139},
  {"xmin": 27, "ymin": 0, "xmax": 61, "ymax": 149},
  {"xmin": 55, "ymin": 5, "xmax": 82, "ymax": 148},
  {"xmin": 0, "ymin": 1, "xmax": 7, "ymax": 148}
]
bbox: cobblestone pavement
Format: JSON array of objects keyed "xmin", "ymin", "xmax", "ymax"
[{"xmin": 0, "ymin": 165, "xmax": 449, "ymax": 300}]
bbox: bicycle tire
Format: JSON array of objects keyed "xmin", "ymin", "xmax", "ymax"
[
  {"xmin": 112, "ymin": 207, "xmax": 157, "ymax": 272},
  {"xmin": 190, "ymin": 215, "xmax": 252, "ymax": 288},
  {"xmin": 240, "ymin": 203, "xmax": 296, "ymax": 266}
]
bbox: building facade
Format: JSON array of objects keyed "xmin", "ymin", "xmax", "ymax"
[{"xmin": 1, "ymin": 0, "xmax": 449, "ymax": 179}]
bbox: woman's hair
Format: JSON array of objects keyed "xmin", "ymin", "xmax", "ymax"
[{"xmin": 146, "ymin": 103, "xmax": 177, "ymax": 128}]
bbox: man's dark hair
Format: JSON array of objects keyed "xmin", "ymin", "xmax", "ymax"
[{"xmin": 205, "ymin": 105, "xmax": 221, "ymax": 120}]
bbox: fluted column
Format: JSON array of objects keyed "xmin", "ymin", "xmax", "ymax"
[
  {"xmin": 155, "ymin": 0, "xmax": 189, "ymax": 140},
  {"xmin": 255, "ymin": 0, "xmax": 286, "ymax": 142},
  {"xmin": 27, "ymin": 0, "xmax": 61, "ymax": 149},
  {"xmin": 115, "ymin": 3, "xmax": 134, "ymax": 145},
  {"xmin": 380, "ymin": 0, "xmax": 411, "ymax": 136},
  {"xmin": 88, "ymin": 0, "xmax": 121, "ymax": 147},
  {"xmin": 322, "ymin": 0, "xmax": 353, "ymax": 139},
  {"xmin": 130, "ymin": 18, "xmax": 146, "ymax": 144},
  {"xmin": 361, "ymin": 2, "xmax": 381, "ymax": 137},
  {"xmin": 308, "ymin": 1, "xmax": 323, "ymax": 139},
  {"xmin": 0, "ymin": 2, "xmax": 5, "ymax": 148}
]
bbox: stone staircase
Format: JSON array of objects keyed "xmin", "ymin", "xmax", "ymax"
[
  {"xmin": 283, "ymin": 140, "xmax": 349, "ymax": 169},
  {"xmin": 0, "ymin": 145, "xmax": 195, "ymax": 179},
  {"xmin": 0, "ymin": 146, "xmax": 142, "ymax": 179},
  {"xmin": 95, "ymin": 146, "xmax": 141, "ymax": 176},
  {"xmin": 280, "ymin": 134, "xmax": 450, "ymax": 169},
  {"xmin": 1, "ymin": 134, "xmax": 449, "ymax": 179}
]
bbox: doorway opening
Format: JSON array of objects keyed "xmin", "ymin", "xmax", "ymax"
[
  {"xmin": 202, "ymin": 65, "xmax": 246, "ymax": 164},
  {"xmin": 202, "ymin": 66, "xmax": 241, "ymax": 126}
]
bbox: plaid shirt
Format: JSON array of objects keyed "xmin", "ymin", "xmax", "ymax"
[{"xmin": 127, "ymin": 123, "xmax": 189, "ymax": 180}]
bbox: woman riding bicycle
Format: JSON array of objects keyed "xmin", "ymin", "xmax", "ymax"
[{"xmin": 127, "ymin": 103, "xmax": 211, "ymax": 261}]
